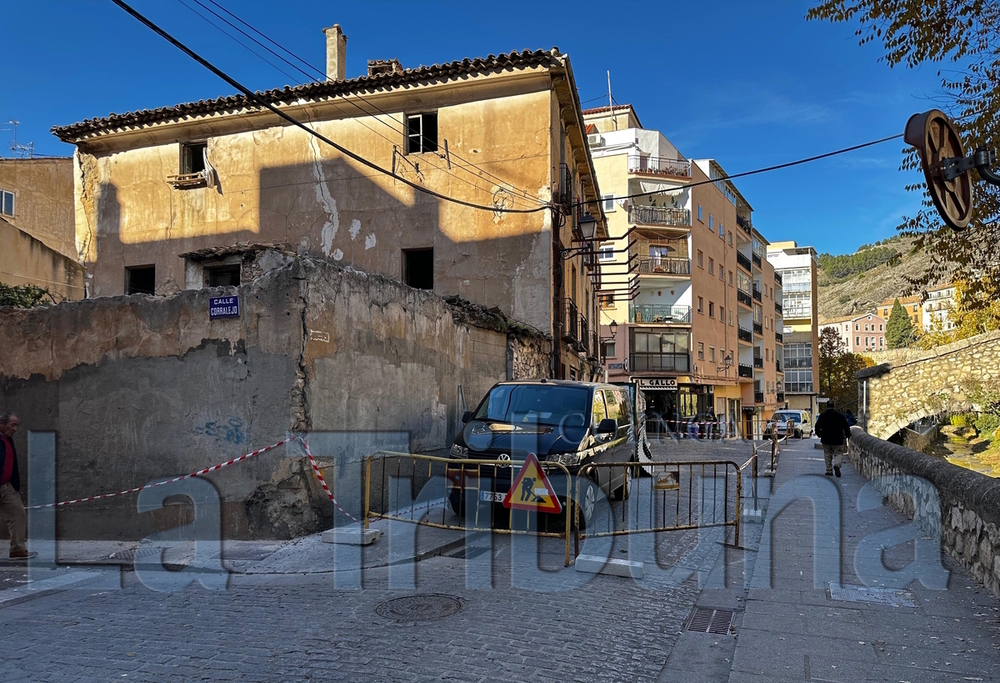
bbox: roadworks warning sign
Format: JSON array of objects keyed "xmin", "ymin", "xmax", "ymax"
[{"xmin": 503, "ymin": 453, "xmax": 562, "ymax": 514}]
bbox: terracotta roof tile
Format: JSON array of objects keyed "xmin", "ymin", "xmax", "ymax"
[{"xmin": 53, "ymin": 48, "xmax": 564, "ymax": 143}]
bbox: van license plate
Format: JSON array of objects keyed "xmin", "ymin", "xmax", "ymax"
[{"xmin": 480, "ymin": 491, "xmax": 505, "ymax": 502}]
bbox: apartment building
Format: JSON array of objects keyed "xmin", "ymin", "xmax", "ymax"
[
  {"xmin": 53, "ymin": 31, "xmax": 608, "ymax": 380},
  {"xmin": 921, "ymin": 283, "xmax": 957, "ymax": 332},
  {"xmin": 878, "ymin": 296, "xmax": 922, "ymax": 328},
  {"xmin": 585, "ymin": 105, "xmax": 783, "ymax": 437},
  {"xmin": 819, "ymin": 313, "xmax": 886, "ymax": 353},
  {"xmin": 766, "ymin": 241, "xmax": 819, "ymax": 418}
]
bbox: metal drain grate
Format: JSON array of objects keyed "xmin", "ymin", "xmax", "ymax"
[
  {"xmin": 687, "ymin": 607, "xmax": 734, "ymax": 634},
  {"xmin": 375, "ymin": 594, "xmax": 463, "ymax": 623}
]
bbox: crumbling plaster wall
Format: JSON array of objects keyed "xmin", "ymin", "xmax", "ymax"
[{"xmin": 0, "ymin": 257, "xmax": 549, "ymax": 539}]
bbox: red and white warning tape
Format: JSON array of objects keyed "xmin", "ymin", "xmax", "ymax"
[{"xmin": 26, "ymin": 436, "xmax": 359, "ymax": 523}]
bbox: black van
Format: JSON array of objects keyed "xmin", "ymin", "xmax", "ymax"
[{"xmin": 446, "ymin": 379, "xmax": 636, "ymax": 528}]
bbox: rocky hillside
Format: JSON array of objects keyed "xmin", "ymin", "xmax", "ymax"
[{"xmin": 815, "ymin": 235, "xmax": 952, "ymax": 321}]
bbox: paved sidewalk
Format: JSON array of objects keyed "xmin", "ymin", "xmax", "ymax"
[{"xmin": 731, "ymin": 439, "xmax": 1000, "ymax": 682}]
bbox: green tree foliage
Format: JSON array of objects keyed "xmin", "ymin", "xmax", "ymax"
[
  {"xmin": 885, "ymin": 298, "xmax": 915, "ymax": 348},
  {"xmin": 818, "ymin": 246, "xmax": 901, "ymax": 281},
  {"xmin": 819, "ymin": 327, "xmax": 875, "ymax": 410},
  {"xmin": 0, "ymin": 283, "xmax": 54, "ymax": 308},
  {"xmin": 807, "ymin": 1, "xmax": 1000, "ymax": 310}
]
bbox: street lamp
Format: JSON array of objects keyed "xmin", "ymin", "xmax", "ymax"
[{"xmin": 561, "ymin": 212, "xmax": 600, "ymax": 260}]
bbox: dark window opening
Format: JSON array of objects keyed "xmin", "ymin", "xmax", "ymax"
[
  {"xmin": 126, "ymin": 265, "xmax": 155, "ymax": 295},
  {"xmin": 206, "ymin": 264, "xmax": 241, "ymax": 287},
  {"xmin": 403, "ymin": 248, "xmax": 434, "ymax": 290},
  {"xmin": 406, "ymin": 113, "xmax": 438, "ymax": 154},
  {"xmin": 181, "ymin": 142, "xmax": 207, "ymax": 175}
]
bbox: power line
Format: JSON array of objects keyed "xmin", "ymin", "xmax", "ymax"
[
  {"xmin": 196, "ymin": 0, "xmax": 544, "ymax": 206},
  {"xmin": 111, "ymin": 0, "xmax": 549, "ymax": 215},
  {"xmin": 179, "ymin": 0, "xmax": 543, "ymax": 209}
]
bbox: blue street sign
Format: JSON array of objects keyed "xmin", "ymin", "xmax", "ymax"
[{"xmin": 209, "ymin": 295, "xmax": 240, "ymax": 320}]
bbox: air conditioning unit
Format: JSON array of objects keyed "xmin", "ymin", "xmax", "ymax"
[{"xmin": 587, "ymin": 133, "xmax": 604, "ymax": 147}]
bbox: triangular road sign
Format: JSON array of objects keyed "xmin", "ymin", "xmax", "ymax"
[{"xmin": 503, "ymin": 453, "xmax": 562, "ymax": 514}]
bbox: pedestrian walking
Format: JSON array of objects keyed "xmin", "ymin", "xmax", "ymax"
[
  {"xmin": 0, "ymin": 411, "xmax": 35, "ymax": 559},
  {"xmin": 844, "ymin": 409, "xmax": 857, "ymax": 427},
  {"xmin": 814, "ymin": 401, "xmax": 851, "ymax": 478}
]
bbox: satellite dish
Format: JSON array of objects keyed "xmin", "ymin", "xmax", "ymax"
[{"xmin": 904, "ymin": 110, "xmax": 973, "ymax": 230}]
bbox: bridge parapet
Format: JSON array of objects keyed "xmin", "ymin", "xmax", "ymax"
[
  {"xmin": 849, "ymin": 427, "xmax": 1000, "ymax": 597},
  {"xmin": 858, "ymin": 330, "xmax": 1000, "ymax": 439}
]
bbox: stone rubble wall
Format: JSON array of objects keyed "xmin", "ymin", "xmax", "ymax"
[
  {"xmin": 865, "ymin": 330, "xmax": 1000, "ymax": 439},
  {"xmin": 0, "ymin": 257, "xmax": 550, "ymax": 539},
  {"xmin": 848, "ymin": 427, "xmax": 1000, "ymax": 598}
]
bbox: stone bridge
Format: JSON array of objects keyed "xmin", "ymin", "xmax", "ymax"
[{"xmin": 858, "ymin": 330, "xmax": 1000, "ymax": 439}]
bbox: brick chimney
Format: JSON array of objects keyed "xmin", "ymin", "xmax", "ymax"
[{"xmin": 322, "ymin": 25, "xmax": 347, "ymax": 81}]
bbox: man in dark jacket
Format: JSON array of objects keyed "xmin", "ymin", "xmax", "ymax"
[
  {"xmin": 815, "ymin": 401, "xmax": 851, "ymax": 477},
  {"xmin": 0, "ymin": 411, "xmax": 33, "ymax": 559}
]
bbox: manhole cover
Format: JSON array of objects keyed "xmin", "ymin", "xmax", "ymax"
[
  {"xmin": 828, "ymin": 583, "xmax": 916, "ymax": 608},
  {"xmin": 375, "ymin": 594, "xmax": 463, "ymax": 622}
]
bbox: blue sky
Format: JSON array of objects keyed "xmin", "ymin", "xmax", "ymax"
[{"xmin": 2, "ymin": 0, "xmax": 945, "ymax": 255}]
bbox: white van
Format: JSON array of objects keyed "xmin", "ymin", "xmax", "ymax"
[{"xmin": 766, "ymin": 409, "xmax": 813, "ymax": 439}]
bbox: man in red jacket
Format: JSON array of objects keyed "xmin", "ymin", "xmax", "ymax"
[{"xmin": 0, "ymin": 411, "xmax": 34, "ymax": 559}]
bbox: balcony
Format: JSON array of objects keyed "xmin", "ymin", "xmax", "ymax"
[
  {"xmin": 776, "ymin": 360, "xmax": 783, "ymax": 372},
  {"xmin": 736, "ymin": 213, "xmax": 752, "ymax": 236},
  {"xmin": 753, "ymin": 356, "xmax": 764, "ymax": 369},
  {"xmin": 753, "ymin": 321, "xmax": 763, "ymax": 335},
  {"xmin": 776, "ymin": 391, "xmax": 785, "ymax": 402},
  {"xmin": 637, "ymin": 257, "xmax": 691, "ymax": 276},
  {"xmin": 630, "ymin": 304, "xmax": 692, "ymax": 324},
  {"xmin": 752, "ymin": 287, "xmax": 762, "ymax": 302},
  {"xmin": 628, "ymin": 205, "xmax": 691, "ymax": 228},
  {"xmin": 738, "ymin": 327, "xmax": 753, "ymax": 343},
  {"xmin": 563, "ymin": 298, "xmax": 578, "ymax": 342},
  {"xmin": 628, "ymin": 155, "xmax": 692, "ymax": 178},
  {"xmin": 736, "ymin": 251, "xmax": 752, "ymax": 272},
  {"xmin": 738, "ymin": 364, "xmax": 753, "ymax": 379},
  {"xmin": 630, "ymin": 353, "xmax": 690, "ymax": 373},
  {"xmin": 775, "ymin": 331, "xmax": 783, "ymax": 343},
  {"xmin": 774, "ymin": 271, "xmax": 783, "ymax": 286},
  {"xmin": 752, "ymin": 252, "xmax": 762, "ymax": 268},
  {"xmin": 580, "ymin": 315, "xmax": 590, "ymax": 354},
  {"xmin": 754, "ymin": 391, "xmax": 764, "ymax": 404},
  {"xmin": 775, "ymin": 302, "xmax": 783, "ymax": 315},
  {"xmin": 737, "ymin": 290, "xmax": 752, "ymax": 307},
  {"xmin": 786, "ymin": 382, "xmax": 814, "ymax": 393}
]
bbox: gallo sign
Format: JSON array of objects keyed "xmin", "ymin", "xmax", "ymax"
[{"xmin": 637, "ymin": 377, "xmax": 677, "ymax": 390}]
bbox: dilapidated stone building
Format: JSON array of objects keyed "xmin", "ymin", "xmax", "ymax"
[{"xmin": 53, "ymin": 27, "xmax": 607, "ymax": 380}]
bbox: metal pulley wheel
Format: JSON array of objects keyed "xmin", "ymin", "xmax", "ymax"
[{"xmin": 904, "ymin": 110, "xmax": 974, "ymax": 230}]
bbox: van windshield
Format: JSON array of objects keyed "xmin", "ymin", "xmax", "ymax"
[
  {"xmin": 774, "ymin": 413, "xmax": 801, "ymax": 423},
  {"xmin": 474, "ymin": 385, "xmax": 591, "ymax": 427}
]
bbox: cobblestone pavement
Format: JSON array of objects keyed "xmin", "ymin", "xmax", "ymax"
[{"xmin": 0, "ymin": 437, "xmax": 769, "ymax": 682}]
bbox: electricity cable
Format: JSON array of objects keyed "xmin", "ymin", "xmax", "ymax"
[
  {"xmin": 196, "ymin": 0, "xmax": 544, "ymax": 205},
  {"xmin": 112, "ymin": 0, "xmax": 548, "ymax": 214}
]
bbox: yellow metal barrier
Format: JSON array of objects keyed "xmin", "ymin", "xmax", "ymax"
[
  {"xmin": 363, "ymin": 451, "xmax": 574, "ymax": 567},
  {"xmin": 574, "ymin": 460, "xmax": 743, "ymax": 556}
]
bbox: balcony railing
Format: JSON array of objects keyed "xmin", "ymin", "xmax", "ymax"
[
  {"xmin": 776, "ymin": 391, "xmax": 785, "ymax": 402},
  {"xmin": 752, "ymin": 252, "xmax": 762, "ymax": 268},
  {"xmin": 738, "ymin": 327, "xmax": 753, "ymax": 343},
  {"xmin": 629, "ymin": 353, "xmax": 690, "ymax": 373},
  {"xmin": 736, "ymin": 213, "xmax": 752, "ymax": 236},
  {"xmin": 627, "ymin": 155, "xmax": 692, "ymax": 178},
  {"xmin": 737, "ymin": 290, "xmax": 752, "ymax": 307},
  {"xmin": 786, "ymin": 382, "xmax": 814, "ymax": 393},
  {"xmin": 754, "ymin": 391, "xmax": 764, "ymax": 404},
  {"xmin": 774, "ymin": 272, "xmax": 783, "ymax": 286},
  {"xmin": 775, "ymin": 331, "xmax": 783, "ymax": 343},
  {"xmin": 638, "ymin": 257, "xmax": 691, "ymax": 276},
  {"xmin": 738, "ymin": 364, "xmax": 753, "ymax": 378},
  {"xmin": 775, "ymin": 302, "xmax": 783, "ymax": 315},
  {"xmin": 563, "ymin": 298, "xmax": 578, "ymax": 341},
  {"xmin": 753, "ymin": 356, "xmax": 764, "ymax": 369},
  {"xmin": 736, "ymin": 251, "xmax": 752, "ymax": 272},
  {"xmin": 753, "ymin": 321, "xmax": 763, "ymax": 335},
  {"xmin": 628, "ymin": 205, "xmax": 691, "ymax": 228},
  {"xmin": 580, "ymin": 315, "xmax": 590, "ymax": 354},
  {"xmin": 630, "ymin": 304, "xmax": 692, "ymax": 324},
  {"xmin": 752, "ymin": 287, "xmax": 762, "ymax": 302},
  {"xmin": 785, "ymin": 358, "xmax": 813, "ymax": 369}
]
